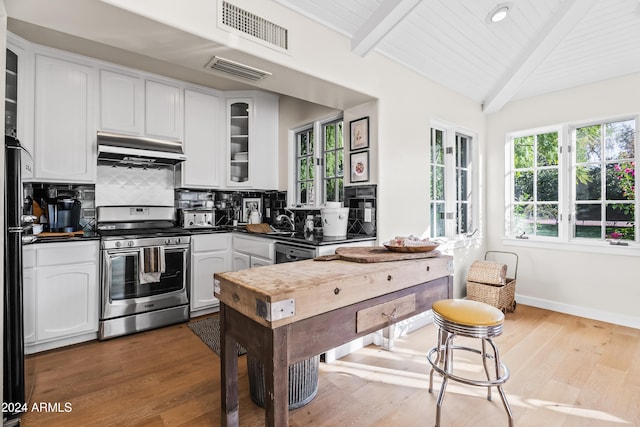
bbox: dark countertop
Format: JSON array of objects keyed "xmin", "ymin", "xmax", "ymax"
[
  {"xmin": 28, "ymin": 226, "xmax": 376, "ymax": 247},
  {"xmin": 27, "ymin": 231, "xmax": 101, "ymax": 245},
  {"xmin": 225, "ymin": 226, "xmax": 376, "ymax": 247}
]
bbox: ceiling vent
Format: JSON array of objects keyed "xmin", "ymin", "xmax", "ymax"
[
  {"xmin": 221, "ymin": 1, "xmax": 288, "ymax": 51},
  {"xmin": 205, "ymin": 56, "xmax": 272, "ymax": 81}
]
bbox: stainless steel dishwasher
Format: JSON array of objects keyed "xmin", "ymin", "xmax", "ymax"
[{"xmin": 274, "ymin": 242, "xmax": 317, "ymax": 263}]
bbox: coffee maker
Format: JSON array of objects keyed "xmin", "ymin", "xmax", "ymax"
[{"xmin": 47, "ymin": 195, "xmax": 81, "ymax": 232}]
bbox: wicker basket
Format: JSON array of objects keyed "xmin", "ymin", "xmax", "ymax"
[
  {"xmin": 466, "ymin": 252, "xmax": 518, "ymax": 313},
  {"xmin": 466, "ymin": 279, "xmax": 516, "ymax": 313}
]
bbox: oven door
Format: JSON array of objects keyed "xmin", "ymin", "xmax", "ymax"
[{"xmin": 101, "ymin": 245, "xmax": 189, "ymax": 319}]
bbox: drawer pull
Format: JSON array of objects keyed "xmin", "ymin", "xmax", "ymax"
[{"xmin": 382, "ymin": 308, "xmax": 397, "ymax": 321}]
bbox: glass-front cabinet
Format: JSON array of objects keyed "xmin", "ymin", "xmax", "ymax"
[
  {"xmin": 228, "ymin": 99, "xmax": 251, "ymax": 185},
  {"xmin": 5, "ymin": 49, "xmax": 18, "ymax": 138}
]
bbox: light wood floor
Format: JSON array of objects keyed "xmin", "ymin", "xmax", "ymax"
[{"xmin": 21, "ymin": 305, "xmax": 640, "ymax": 426}]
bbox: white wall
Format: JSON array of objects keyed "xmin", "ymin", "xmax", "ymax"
[{"xmin": 486, "ymin": 73, "xmax": 640, "ymax": 328}]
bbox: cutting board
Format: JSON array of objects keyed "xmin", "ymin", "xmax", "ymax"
[
  {"xmin": 245, "ymin": 223, "xmax": 273, "ymax": 234},
  {"xmin": 37, "ymin": 231, "xmax": 84, "ymax": 237},
  {"xmin": 315, "ymin": 246, "xmax": 442, "ymax": 263}
]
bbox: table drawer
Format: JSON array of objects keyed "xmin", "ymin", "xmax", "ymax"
[{"xmin": 356, "ymin": 294, "xmax": 416, "ymax": 333}]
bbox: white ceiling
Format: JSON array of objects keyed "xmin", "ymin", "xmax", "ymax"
[{"xmin": 274, "ymin": 0, "xmax": 640, "ymax": 113}]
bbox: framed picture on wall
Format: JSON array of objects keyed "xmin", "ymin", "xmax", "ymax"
[
  {"xmin": 242, "ymin": 197, "xmax": 262, "ymax": 223},
  {"xmin": 350, "ymin": 116, "xmax": 369, "ymax": 151},
  {"xmin": 350, "ymin": 151, "xmax": 370, "ymax": 183}
]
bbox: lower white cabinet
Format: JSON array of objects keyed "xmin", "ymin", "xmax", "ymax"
[
  {"xmin": 23, "ymin": 241, "xmax": 99, "ymax": 353},
  {"xmin": 22, "ymin": 250, "xmax": 36, "ymax": 345},
  {"xmin": 232, "ymin": 234, "xmax": 275, "ymax": 270},
  {"xmin": 190, "ymin": 233, "xmax": 231, "ymax": 315},
  {"xmin": 35, "ymin": 263, "xmax": 98, "ymax": 341}
]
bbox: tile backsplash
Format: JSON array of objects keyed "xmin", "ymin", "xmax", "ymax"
[{"xmin": 95, "ymin": 164, "xmax": 175, "ymax": 207}]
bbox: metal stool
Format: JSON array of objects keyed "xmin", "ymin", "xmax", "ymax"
[{"xmin": 427, "ymin": 299, "xmax": 513, "ymax": 427}]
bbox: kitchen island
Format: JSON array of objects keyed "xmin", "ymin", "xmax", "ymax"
[{"xmin": 214, "ymin": 249, "xmax": 453, "ymax": 427}]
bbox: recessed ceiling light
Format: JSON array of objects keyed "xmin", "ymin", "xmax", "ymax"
[{"xmin": 487, "ymin": 3, "xmax": 512, "ymax": 24}]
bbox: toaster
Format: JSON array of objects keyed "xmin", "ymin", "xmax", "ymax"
[{"xmin": 180, "ymin": 209, "xmax": 215, "ymax": 229}]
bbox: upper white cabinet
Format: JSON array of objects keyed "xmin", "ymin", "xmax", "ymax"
[
  {"xmin": 226, "ymin": 91, "xmax": 278, "ymax": 189},
  {"xmin": 145, "ymin": 79, "xmax": 183, "ymax": 140},
  {"xmin": 6, "ymin": 34, "xmax": 34, "ymax": 158},
  {"xmin": 176, "ymin": 87, "xmax": 222, "ymax": 189},
  {"xmin": 99, "ymin": 69, "xmax": 144, "ymax": 134},
  {"xmin": 99, "ymin": 69, "xmax": 183, "ymax": 141},
  {"xmin": 33, "ymin": 53, "xmax": 96, "ymax": 183}
]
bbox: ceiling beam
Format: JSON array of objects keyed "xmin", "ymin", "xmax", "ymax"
[
  {"xmin": 351, "ymin": 0, "xmax": 422, "ymax": 57},
  {"xmin": 483, "ymin": 0, "xmax": 598, "ymax": 114}
]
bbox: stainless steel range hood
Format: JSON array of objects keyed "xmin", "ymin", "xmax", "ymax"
[{"xmin": 97, "ymin": 131, "xmax": 186, "ymax": 166}]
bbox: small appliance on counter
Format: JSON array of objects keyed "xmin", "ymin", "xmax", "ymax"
[
  {"xmin": 179, "ymin": 208, "xmax": 215, "ymax": 229},
  {"xmin": 321, "ymin": 202, "xmax": 349, "ymax": 237},
  {"xmin": 46, "ymin": 194, "xmax": 82, "ymax": 232}
]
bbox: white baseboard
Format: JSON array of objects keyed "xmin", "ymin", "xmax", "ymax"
[{"xmin": 516, "ymin": 294, "xmax": 640, "ymax": 330}]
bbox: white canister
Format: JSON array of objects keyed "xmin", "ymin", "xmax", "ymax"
[
  {"xmin": 320, "ymin": 207, "xmax": 349, "ymax": 237},
  {"xmin": 249, "ymin": 210, "xmax": 261, "ymax": 224}
]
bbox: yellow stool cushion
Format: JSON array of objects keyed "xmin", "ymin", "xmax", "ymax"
[{"xmin": 432, "ymin": 299, "xmax": 504, "ymax": 326}]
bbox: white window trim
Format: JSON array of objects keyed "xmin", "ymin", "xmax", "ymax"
[
  {"xmin": 430, "ymin": 118, "xmax": 480, "ymax": 244},
  {"xmin": 287, "ymin": 113, "xmax": 343, "ymax": 208},
  {"xmin": 504, "ymin": 114, "xmax": 640, "ymax": 254}
]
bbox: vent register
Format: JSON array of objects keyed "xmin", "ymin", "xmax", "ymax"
[{"xmin": 205, "ymin": 2, "xmax": 288, "ymax": 81}]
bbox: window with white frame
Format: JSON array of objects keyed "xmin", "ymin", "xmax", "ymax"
[
  {"xmin": 293, "ymin": 116, "xmax": 344, "ymax": 206},
  {"xmin": 506, "ymin": 116, "xmax": 638, "ymax": 244},
  {"xmin": 429, "ymin": 123, "xmax": 476, "ymax": 239}
]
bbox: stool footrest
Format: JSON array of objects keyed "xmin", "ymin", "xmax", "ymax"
[{"xmin": 427, "ymin": 346, "xmax": 510, "ymax": 388}]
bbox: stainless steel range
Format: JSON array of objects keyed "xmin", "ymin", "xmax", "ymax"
[{"xmin": 97, "ymin": 206, "xmax": 190, "ymax": 340}]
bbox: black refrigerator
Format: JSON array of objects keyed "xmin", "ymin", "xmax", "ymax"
[{"xmin": 3, "ymin": 135, "xmax": 34, "ymax": 426}]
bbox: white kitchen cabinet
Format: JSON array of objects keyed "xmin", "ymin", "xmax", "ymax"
[
  {"xmin": 23, "ymin": 246, "xmax": 36, "ymax": 345},
  {"xmin": 232, "ymin": 234, "xmax": 275, "ymax": 270},
  {"xmin": 250, "ymin": 255, "xmax": 273, "ymax": 267},
  {"xmin": 33, "ymin": 52, "xmax": 96, "ymax": 183},
  {"xmin": 99, "ymin": 69, "xmax": 144, "ymax": 134},
  {"xmin": 145, "ymin": 79, "xmax": 183, "ymax": 140},
  {"xmin": 232, "ymin": 251, "xmax": 251, "ymax": 271},
  {"xmin": 24, "ymin": 240, "xmax": 99, "ymax": 354},
  {"xmin": 99, "ymin": 69, "xmax": 183, "ymax": 141},
  {"xmin": 176, "ymin": 87, "xmax": 222, "ymax": 189},
  {"xmin": 6, "ymin": 33, "xmax": 34, "ymax": 160},
  {"xmin": 226, "ymin": 91, "xmax": 278, "ymax": 189},
  {"xmin": 35, "ymin": 262, "xmax": 98, "ymax": 341},
  {"xmin": 190, "ymin": 233, "xmax": 231, "ymax": 315}
]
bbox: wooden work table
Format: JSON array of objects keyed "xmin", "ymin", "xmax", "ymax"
[{"xmin": 214, "ymin": 249, "xmax": 453, "ymax": 427}]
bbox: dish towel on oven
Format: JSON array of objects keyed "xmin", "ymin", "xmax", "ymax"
[{"xmin": 139, "ymin": 246, "xmax": 165, "ymax": 284}]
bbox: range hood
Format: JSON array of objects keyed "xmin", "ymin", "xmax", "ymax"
[{"xmin": 97, "ymin": 131, "xmax": 186, "ymax": 166}]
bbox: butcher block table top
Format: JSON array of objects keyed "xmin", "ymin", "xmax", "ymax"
[{"xmin": 214, "ymin": 249, "xmax": 453, "ymax": 329}]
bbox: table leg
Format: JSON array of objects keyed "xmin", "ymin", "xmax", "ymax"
[
  {"xmin": 220, "ymin": 304, "xmax": 239, "ymax": 427},
  {"xmin": 264, "ymin": 326, "xmax": 289, "ymax": 427}
]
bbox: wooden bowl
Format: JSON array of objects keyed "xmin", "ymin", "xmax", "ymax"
[{"xmin": 382, "ymin": 241, "xmax": 439, "ymax": 253}]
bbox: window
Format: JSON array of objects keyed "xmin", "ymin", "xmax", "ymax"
[
  {"xmin": 293, "ymin": 116, "xmax": 344, "ymax": 206},
  {"xmin": 323, "ymin": 119, "xmax": 344, "ymax": 203},
  {"xmin": 506, "ymin": 116, "xmax": 638, "ymax": 245},
  {"xmin": 295, "ymin": 126, "xmax": 314, "ymax": 205},
  {"xmin": 511, "ymin": 131, "xmax": 560, "ymax": 237},
  {"xmin": 429, "ymin": 123, "xmax": 476, "ymax": 239}
]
